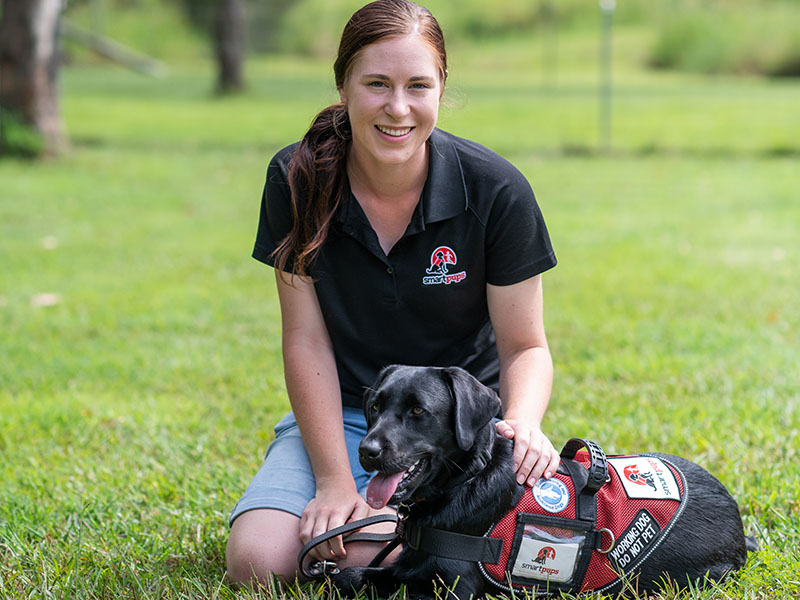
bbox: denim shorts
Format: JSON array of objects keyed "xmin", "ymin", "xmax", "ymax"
[{"xmin": 229, "ymin": 407, "xmax": 372, "ymax": 526}]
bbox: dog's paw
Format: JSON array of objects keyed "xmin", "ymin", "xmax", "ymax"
[{"xmin": 330, "ymin": 566, "xmax": 369, "ymax": 595}]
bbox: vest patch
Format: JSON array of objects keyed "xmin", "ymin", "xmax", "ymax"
[
  {"xmin": 607, "ymin": 509, "xmax": 660, "ymax": 572},
  {"xmin": 532, "ymin": 478, "xmax": 570, "ymax": 513},
  {"xmin": 609, "ymin": 456, "xmax": 681, "ymax": 500},
  {"xmin": 511, "ymin": 536, "xmax": 580, "ymax": 583}
]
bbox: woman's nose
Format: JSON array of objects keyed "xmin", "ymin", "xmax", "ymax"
[{"xmin": 384, "ymin": 89, "xmax": 411, "ymax": 119}]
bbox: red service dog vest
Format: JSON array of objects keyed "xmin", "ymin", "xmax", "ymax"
[{"xmin": 479, "ymin": 440, "xmax": 687, "ymax": 595}]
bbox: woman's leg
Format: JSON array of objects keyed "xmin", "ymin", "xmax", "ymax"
[
  {"xmin": 226, "ymin": 509, "xmax": 302, "ymax": 583},
  {"xmin": 225, "ymin": 506, "xmax": 398, "ymax": 585}
]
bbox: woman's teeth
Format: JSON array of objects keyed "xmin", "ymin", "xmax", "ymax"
[{"xmin": 377, "ymin": 125, "xmax": 411, "ymax": 137}]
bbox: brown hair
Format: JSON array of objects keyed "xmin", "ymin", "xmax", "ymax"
[{"xmin": 272, "ymin": 0, "xmax": 448, "ymax": 276}]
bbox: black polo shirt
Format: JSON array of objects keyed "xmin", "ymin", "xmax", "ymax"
[{"xmin": 253, "ymin": 128, "xmax": 556, "ymax": 408}]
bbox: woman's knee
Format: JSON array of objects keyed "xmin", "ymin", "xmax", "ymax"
[{"xmin": 225, "ymin": 509, "xmax": 302, "ymax": 584}]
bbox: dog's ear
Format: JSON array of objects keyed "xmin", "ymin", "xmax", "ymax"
[
  {"xmin": 363, "ymin": 364, "xmax": 401, "ymax": 426},
  {"xmin": 443, "ymin": 367, "xmax": 501, "ymax": 451}
]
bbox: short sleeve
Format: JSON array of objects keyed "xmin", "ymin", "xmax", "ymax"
[
  {"xmin": 252, "ymin": 144, "xmax": 298, "ymax": 271},
  {"xmin": 484, "ymin": 168, "xmax": 556, "ymax": 286}
]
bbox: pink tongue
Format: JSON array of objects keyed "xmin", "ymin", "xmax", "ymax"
[{"xmin": 366, "ymin": 472, "xmax": 405, "ymax": 509}]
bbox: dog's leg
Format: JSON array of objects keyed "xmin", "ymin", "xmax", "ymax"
[{"xmin": 331, "ymin": 565, "xmax": 400, "ymax": 598}]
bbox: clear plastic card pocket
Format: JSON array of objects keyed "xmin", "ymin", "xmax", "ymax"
[{"xmin": 507, "ymin": 514, "xmax": 594, "ymax": 586}]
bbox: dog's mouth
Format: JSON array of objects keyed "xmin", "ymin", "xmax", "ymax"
[{"xmin": 366, "ymin": 457, "xmax": 428, "ymax": 509}]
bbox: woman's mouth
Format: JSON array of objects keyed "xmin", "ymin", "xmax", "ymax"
[{"xmin": 376, "ymin": 125, "xmax": 413, "ymax": 137}]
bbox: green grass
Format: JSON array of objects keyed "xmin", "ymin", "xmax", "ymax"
[{"xmin": 1, "ymin": 23, "xmax": 800, "ymax": 600}]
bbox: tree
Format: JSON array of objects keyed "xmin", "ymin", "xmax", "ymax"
[
  {"xmin": 213, "ymin": 0, "xmax": 245, "ymax": 93},
  {"xmin": 0, "ymin": 0, "xmax": 67, "ymax": 156},
  {"xmin": 181, "ymin": 0, "xmax": 248, "ymax": 94}
]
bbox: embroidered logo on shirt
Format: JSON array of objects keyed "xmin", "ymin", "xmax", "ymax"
[{"xmin": 422, "ymin": 245, "xmax": 467, "ymax": 286}]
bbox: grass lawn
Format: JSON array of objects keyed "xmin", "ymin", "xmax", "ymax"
[{"xmin": 1, "ymin": 26, "xmax": 799, "ymax": 599}]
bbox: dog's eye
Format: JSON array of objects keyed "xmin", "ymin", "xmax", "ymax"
[
  {"xmin": 368, "ymin": 402, "xmax": 379, "ymax": 413},
  {"xmin": 411, "ymin": 406, "xmax": 424, "ymax": 416}
]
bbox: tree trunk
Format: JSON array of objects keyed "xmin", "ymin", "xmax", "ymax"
[
  {"xmin": 213, "ymin": 0, "xmax": 245, "ymax": 94},
  {"xmin": 0, "ymin": 0, "xmax": 67, "ymax": 155}
]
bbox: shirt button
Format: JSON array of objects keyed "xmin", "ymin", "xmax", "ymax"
[{"xmin": 386, "ymin": 267, "xmax": 394, "ymax": 275}]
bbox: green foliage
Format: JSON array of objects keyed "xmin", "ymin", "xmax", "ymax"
[
  {"xmin": 0, "ymin": 110, "xmax": 46, "ymax": 158},
  {"xmin": 649, "ymin": 1, "xmax": 800, "ymax": 77},
  {"xmin": 274, "ymin": 0, "xmax": 656, "ymax": 57},
  {"xmin": 63, "ymin": 0, "xmax": 208, "ymax": 62}
]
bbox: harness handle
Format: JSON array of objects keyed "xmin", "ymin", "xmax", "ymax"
[
  {"xmin": 560, "ymin": 438, "xmax": 609, "ymax": 493},
  {"xmin": 297, "ymin": 513, "xmax": 399, "ymax": 580}
]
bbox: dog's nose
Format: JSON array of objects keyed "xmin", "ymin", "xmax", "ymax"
[{"xmin": 358, "ymin": 438, "xmax": 382, "ymax": 467}]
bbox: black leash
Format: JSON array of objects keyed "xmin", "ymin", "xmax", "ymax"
[{"xmin": 297, "ymin": 513, "xmax": 399, "ymax": 579}]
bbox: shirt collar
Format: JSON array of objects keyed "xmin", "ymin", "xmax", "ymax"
[{"xmin": 422, "ymin": 128, "xmax": 469, "ymax": 224}]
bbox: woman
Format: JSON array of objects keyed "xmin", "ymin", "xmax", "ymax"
[{"xmin": 226, "ymin": 0, "xmax": 559, "ymax": 584}]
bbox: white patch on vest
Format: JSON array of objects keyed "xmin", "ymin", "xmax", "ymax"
[
  {"xmin": 532, "ymin": 478, "xmax": 570, "ymax": 513},
  {"xmin": 511, "ymin": 537, "xmax": 580, "ymax": 583},
  {"xmin": 608, "ymin": 456, "xmax": 681, "ymax": 501}
]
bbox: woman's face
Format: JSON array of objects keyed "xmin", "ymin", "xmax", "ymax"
[{"xmin": 339, "ymin": 33, "xmax": 444, "ymax": 172}]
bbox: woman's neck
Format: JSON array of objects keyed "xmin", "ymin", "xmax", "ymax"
[
  {"xmin": 346, "ymin": 143, "xmax": 429, "ymax": 255},
  {"xmin": 346, "ymin": 143, "xmax": 429, "ymax": 202}
]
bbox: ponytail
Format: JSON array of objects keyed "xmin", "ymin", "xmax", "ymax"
[{"xmin": 271, "ymin": 103, "xmax": 351, "ymax": 277}]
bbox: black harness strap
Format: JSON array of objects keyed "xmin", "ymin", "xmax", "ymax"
[{"xmin": 402, "ymin": 520, "xmax": 504, "ymax": 564}]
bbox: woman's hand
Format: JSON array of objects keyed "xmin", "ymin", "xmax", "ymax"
[
  {"xmin": 496, "ymin": 419, "xmax": 560, "ymax": 486},
  {"xmin": 299, "ymin": 478, "xmax": 372, "ymax": 561}
]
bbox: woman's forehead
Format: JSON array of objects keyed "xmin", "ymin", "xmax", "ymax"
[{"xmin": 346, "ymin": 34, "xmax": 444, "ymax": 80}]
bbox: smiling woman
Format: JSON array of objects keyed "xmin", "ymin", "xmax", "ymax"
[{"xmin": 225, "ymin": 0, "xmax": 559, "ymax": 588}]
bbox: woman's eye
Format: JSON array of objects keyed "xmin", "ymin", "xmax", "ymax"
[{"xmin": 368, "ymin": 81, "xmax": 387, "ymax": 88}]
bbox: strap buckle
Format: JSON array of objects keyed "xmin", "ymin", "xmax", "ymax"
[
  {"xmin": 307, "ymin": 560, "xmax": 340, "ymax": 577},
  {"xmin": 396, "ymin": 504, "xmax": 422, "ymax": 550}
]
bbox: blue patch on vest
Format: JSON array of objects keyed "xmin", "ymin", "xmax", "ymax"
[{"xmin": 532, "ymin": 478, "xmax": 570, "ymax": 513}]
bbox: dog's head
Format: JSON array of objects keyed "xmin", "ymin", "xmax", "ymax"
[{"xmin": 360, "ymin": 365, "xmax": 501, "ymax": 509}]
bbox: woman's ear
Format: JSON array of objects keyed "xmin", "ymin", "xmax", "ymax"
[{"xmin": 338, "ymin": 87, "xmax": 347, "ymax": 104}]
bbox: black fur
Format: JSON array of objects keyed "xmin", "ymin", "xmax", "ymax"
[{"xmin": 332, "ymin": 365, "xmax": 752, "ymax": 599}]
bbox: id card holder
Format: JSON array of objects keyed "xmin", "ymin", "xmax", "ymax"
[{"xmin": 506, "ymin": 513, "xmax": 595, "ymax": 592}]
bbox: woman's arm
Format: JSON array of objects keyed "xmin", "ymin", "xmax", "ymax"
[
  {"xmin": 275, "ymin": 271, "xmax": 372, "ymax": 559},
  {"xmin": 487, "ymin": 274, "xmax": 560, "ymax": 485}
]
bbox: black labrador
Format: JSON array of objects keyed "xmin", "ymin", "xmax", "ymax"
[{"xmin": 331, "ymin": 365, "xmax": 753, "ymax": 599}]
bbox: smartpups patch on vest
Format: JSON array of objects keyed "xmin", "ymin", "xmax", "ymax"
[{"xmin": 479, "ymin": 442, "xmax": 687, "ymax": 596}]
